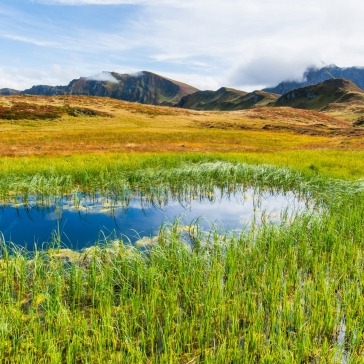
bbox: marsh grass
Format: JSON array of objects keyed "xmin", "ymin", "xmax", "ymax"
[
  {"xmin": 0, "ymin": 160, "xmax": 361, "ymax": 206},
  {"xmin": 0, "ymin": 195, "xmax": 363, "ymax": 363},
  {"xmin": 0, "ymin": 162, "xmax": 363, "ymax": 362}
]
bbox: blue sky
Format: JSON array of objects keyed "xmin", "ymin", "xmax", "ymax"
[{"xmin": 1, "ymin": 0, "xmax": 364, "ymax": 91}]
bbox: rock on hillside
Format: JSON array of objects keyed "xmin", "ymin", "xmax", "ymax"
[
  {"xmin": 178, "ymin": 87, "xmax": 278, "ymax": 110},
  {"xmin": 264, "ymin": 64, "xmax": 364, "ymax": 94},
  {"xmin": 275, "ymin": 78, "xmax": 364, "ymax": 110},
  {"xmin": 22, "ymin": 71, "xmax": 199, "ymax": 106}
]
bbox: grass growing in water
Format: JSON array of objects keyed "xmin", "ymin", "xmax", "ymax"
[
  {"xmin": 0, "ymin": 162, "xmax": 363, "ymax": 362},
  {"xmin": 0, "ymin": 160, "xmax": 362, "ymax": 206}
]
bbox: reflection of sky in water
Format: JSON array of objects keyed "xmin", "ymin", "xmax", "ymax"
[{"xmin": 0, "ymin": 189, "xmax": 310, "ymax": 250}]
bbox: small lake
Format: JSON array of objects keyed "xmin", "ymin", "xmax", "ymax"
[{"xmin": 0, "ymin": 189, "xmax": 310, "ymax": 250}]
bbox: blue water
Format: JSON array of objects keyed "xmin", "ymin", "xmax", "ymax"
[{"xmin": 0, "ymin": 189, "xmax": 308, "ymax": 250}]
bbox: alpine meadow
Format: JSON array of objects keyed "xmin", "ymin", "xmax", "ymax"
[{"xmin": 0, "ymin": 89, "xmax": 363, "ymax": 362}]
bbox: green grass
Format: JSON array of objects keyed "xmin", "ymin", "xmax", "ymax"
[
  {"xmin": 0, "ymin": 157, "xmax": 361, "ymax": 205},
  {"xmin": 0, "ymin": 160, "xmax": 363, "ymax": 362},
  {"xmin": 0, "ymin": 150, "xmax": 363, "ymax": 183},
  {"xmin": 1, "ymin": 96, "xmax": 363, "ymax": 362}
]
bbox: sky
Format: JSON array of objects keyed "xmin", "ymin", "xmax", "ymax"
[{"xmin": 1, "ymin": 0, "xmax": 364, "ymax": 91}]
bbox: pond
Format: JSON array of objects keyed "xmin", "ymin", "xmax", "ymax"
[{"xmin": 0, "ymin": 188, "xmax": 311, "ymax": 250}]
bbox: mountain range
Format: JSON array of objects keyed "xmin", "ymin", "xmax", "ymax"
[
  {"xmin": 264, "ymin": 65, "xmax": 364, "ymax": 94},
  {"xmin": 0, "ymin": 71, "xmax": 198, "ymax": 106},
  {"xmin": 1, "ymin": 65, "xmax": 364, "ymax": 113},
  {"xmin": 275, "ymin": 78, "xmax": 364, "ymax": 110},
  {"xmin": 0, "ymin": 88, "xmax": 21, "ymax": 96},
  {"xmin": 177, "ymin": 88, "xmax": 278, "ymax": 110}
]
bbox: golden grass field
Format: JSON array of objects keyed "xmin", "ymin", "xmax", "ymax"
[{"xmin": 0, "ymin": 94, "xmax": 363, "ymax": 179}]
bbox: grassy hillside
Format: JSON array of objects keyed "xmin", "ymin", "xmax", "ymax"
[
  {"xmin": 0, "ymin": 95, "xmax": 362, "ymax": 158},
  {"xmin": 275, "ymin": 78, "xmax": 364, "ymax": 111},
  {"xmin": 178, "ymin": 88, "xmax": 278, "ymax": 110}
]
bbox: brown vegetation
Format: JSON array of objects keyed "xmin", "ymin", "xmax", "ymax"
[
  {"xmin": 0, "ymin": 95, "xmax": 362, "ymax": 157},
  {"xmin": 0, "ymin": 99, "xmax": 112, "ymax": 120}
]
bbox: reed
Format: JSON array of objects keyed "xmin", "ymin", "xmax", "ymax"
[
  {"xmin": 0, "ymin": 161, "xmax": 363, "ymax": 362},
  {"xmin": 0, "ymin": 160, "xmax": 361, "ymax": 206}
]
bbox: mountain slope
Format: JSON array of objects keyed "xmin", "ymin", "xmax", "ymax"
[
  {"xmin": 0, "ymin": 88, "xmax": 20, "ymax": 96},
  {"xmin": 178, "ymin": 87, "xmax": 278, "ymax": 110},
  {"xmin": 22, "ymin": 71, "xmax": 199, "ymax": 106},
  {"xmin": 23, "ymin": 85, "xmax": 69, "ymax": 96},
  {"xmin": 264, "ymin": 65, "xmax": 364, "ymax": 94},
  {"xmin": 275, "ymin": 78, "xmax": 364, "ymax": 110}
]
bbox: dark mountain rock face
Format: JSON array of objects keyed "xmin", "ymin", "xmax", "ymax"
[
  {"xmin": 23, "ymin": 85, "xmax": 69, "ymax": 96},
  {"xmin": 264, "ymin": 65, "xmax": 364, "ymax": 94},
  {"xmin": 275, "ymin": 78, "xmax": 364, "ymax": 110},
  {"xmin": 178, "ymin": 87, "xmax": 278, "ymax": 111},
  {"xmin": 21, "ymin": 71, "xmax": 198, "ymax": 106},
  {"xmin": 0, "ymin": 88, "xmax": 21, "ymax": 96}
]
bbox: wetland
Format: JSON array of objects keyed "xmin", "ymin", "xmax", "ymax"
[
  {"xmin": 0, "ymin": 187, "xmax": 310, "ymax": 250},
  {"xmin": 0, "ymin": 95, "xmax": 363, "ymax": 363}
]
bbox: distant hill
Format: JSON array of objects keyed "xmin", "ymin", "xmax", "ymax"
[
  {"xmin": 264, "ymin": 65, "xmax": 364, "ymax": 94},
  {"xmin": 23, "ymin": 85, "xmax": 69, "ymax": 96},
  {"xmin": 0, "ymin": 88, "xmax": 20, "ymax": 96},
  {"xmin": 22, "ymin": 71, "xmax": 199, "ymax": 106},
  {"xmin": 4, "ymin": 65, "xmax": 364, "ymax": 113},
  {"xmin": 275, "ymin": 78, "xmax": 364, "ymax": 110},
  {"xmin": 177, "ymin": 87, "xmax": 278, "ymax": 110}
]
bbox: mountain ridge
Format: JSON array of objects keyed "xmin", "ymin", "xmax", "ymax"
[
  {"xmin": 21, "ymin": 71, "xmax": 199, "ymax": 106},
  {"xmin": 264, "ymin": 64, "xmax": 364, "ymax": 94},
  {"xmin": 274, "ymin": 78, "xmax": 364, "ymax": 111},
  {"xmin": 0, "ymin": 88, "xmax": 21, "ymax": 96},
  {"xmin": 177, "ymin": 87, "xmax": 278, "ymax": 110},
  {"xmin": 2, "ymin": 65, "xmax": 364, "ymax": 113}
]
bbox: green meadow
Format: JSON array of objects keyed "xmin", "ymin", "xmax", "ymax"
[{"xmin": 0, "ymin": 96, "xmax": 363, "ymax": 363}]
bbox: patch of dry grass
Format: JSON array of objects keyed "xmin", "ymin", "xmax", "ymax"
[{"xmin": 0, "ymin": 95, "xmax": 362, "ymax": 157}]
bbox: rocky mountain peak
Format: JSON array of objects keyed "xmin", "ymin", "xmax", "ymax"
[
  {"xmin": 20, "ymin": 71, "xmax": 199, "ymax": 106},
  {"xmin": 264, "ymin": 65, "xmax": 364, "ymax": 94}
]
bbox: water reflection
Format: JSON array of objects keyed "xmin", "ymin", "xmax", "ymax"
[{"xmin": 0, "ymin": 188, "xmax": 310, "ymax": 250}]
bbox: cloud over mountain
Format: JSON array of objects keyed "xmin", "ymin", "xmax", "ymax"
[
  {"xmin": 21, "ymin": 70, "xmax": 199, "ymax": 105},
  {"xmin": 2, "ymin": 0, "xmax": 364, "ymax": 90},
  {"xmin": 86, "ymin": 72, "xmax": 119, "ymax": 83}
]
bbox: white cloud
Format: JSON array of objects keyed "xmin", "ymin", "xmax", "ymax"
[
  {"xmin": 34, "ymin": 0, "xmax": 179, "ymax": 5},
  {"xmin": 228, "ymin": 51, "xmax": 322, "ymax": 89},
  {"xmin": 0, "ymin": 67, "xmax": 45, "ymax": 90},
  {"xmin": 0, "ymin": 65, "xmax": 83, "ymax": 90},
  {"xmin": 35, "ymin": 0, "xmax": 144, "ymax": 4},
  {"xmin": 3, "ymin": 0, "xmax": 364, "ymax": 90},
  {"xmin": 86, "ymin": 71, "xmax": 119, "ymax": 83},
  {"xmin": 128, "ymin": 71, "xmax": 144, "ymax": 77},
  {"xmin": 127, "ymin": 0, "xmax": 364, "ymax": 89},
  {"xmin": 1, "ymin": 33, "xmax": 57, "ymax": 47}
]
